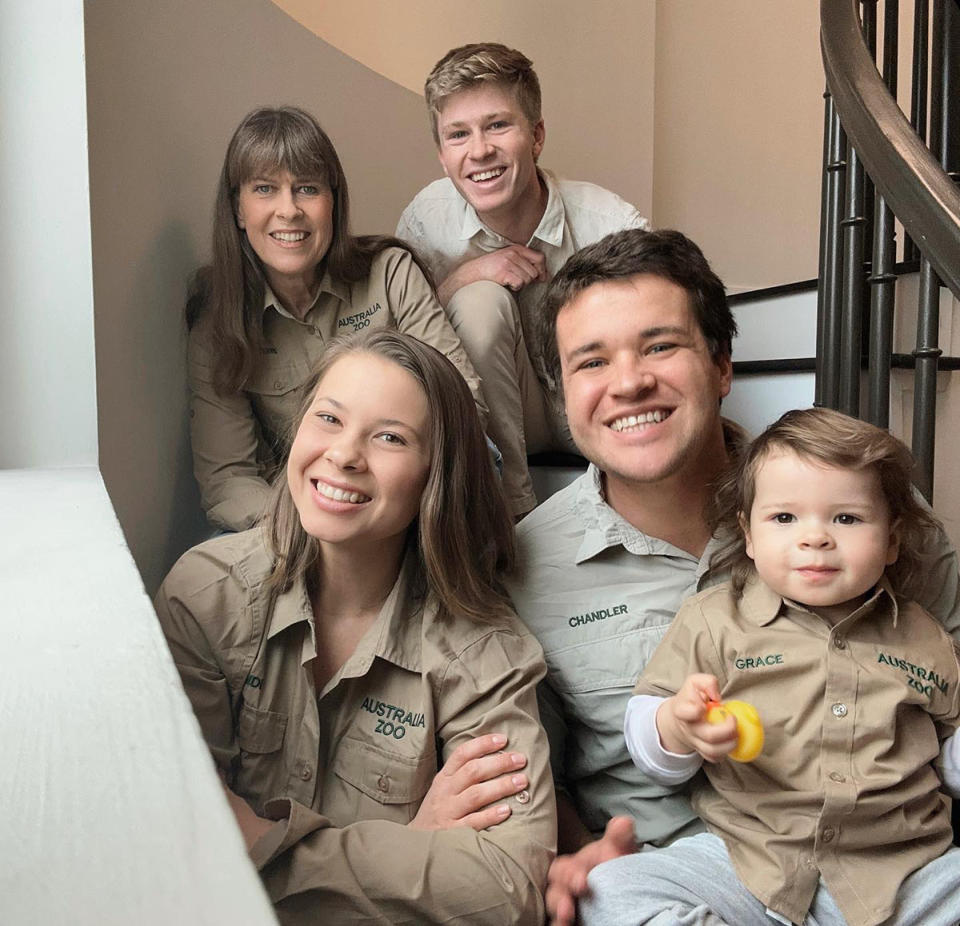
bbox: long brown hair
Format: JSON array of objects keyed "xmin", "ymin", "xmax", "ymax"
[
  {"xmin": 710, "ymin": 407, "xmax": 940, "ymax": 598},
  {"xmin": 186, "ymin": 106, "xmax": 434, "ymax": 395},
  {"xmin": 265, "ymin": 329, "xmax": 517, "ymax": 622}
]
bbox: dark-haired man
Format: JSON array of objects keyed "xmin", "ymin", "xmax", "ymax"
[
  {"xmin": 505, "ymin": 227, "xmax": 960, "ymax": 925},
  {"xmin": 397, "ymin": 42, "xmax": 646, "ymax": 517}
]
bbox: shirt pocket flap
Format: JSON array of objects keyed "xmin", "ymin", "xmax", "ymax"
[
  {"xmin": 237, "ymin": 704, "xmax": 288, "ymax": 754},
  {"xmin": 246, "ymin": 359, "xmax": 309, "ymax": 398},
  {"xmin": 547, "ymin": 626, "xmax": 667, "ymax": 694},
  {"xmin": 332, "ymin": 737, "xmax": 435, "ymax": 805}
]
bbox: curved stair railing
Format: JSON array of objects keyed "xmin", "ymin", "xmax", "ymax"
[{"xmin": 818, "ymin": 0, "xmax": 960, "ymax": 500}]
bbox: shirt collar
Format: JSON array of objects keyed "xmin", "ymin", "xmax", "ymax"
[
  {"xmin": 739, "ymin": 571, "xmax": 900, "ymax": 627},
  {"xmin": 265, "ymin": 549, "xmax": 425, "ymax": 673},
  {"xmin": 572, "ymin": 420, "xmax": 747, "ymax": 566},
  {"xmin": 455, "ymin": 169, "xmax": 564, "ymax": 248},
  {"xmin": 261, "ymin": 268, "xmax": 349, "ymax": 320}
]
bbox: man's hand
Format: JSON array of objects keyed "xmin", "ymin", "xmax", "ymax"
[
  {"xmin": 545, "ymin": 816, "xmax": 637, "ymax": 926},
  {"xmin": 409, "ymin": 733, "xmax": 529, "ymax": 831},
  {"xmin": 656, "ymin": 673, "xmax": 737, "ymax": 761},
  {"xmin": 438, "ymin": 246, "xmax": 547, "ymax": 305}
]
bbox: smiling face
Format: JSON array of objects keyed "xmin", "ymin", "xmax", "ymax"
[
  {"xmin": 744, "ymin": 450, "xmax": 900, "ymax": 611},
  {"xmin": 557, "ymin": 273, "xmax": 732, "ymax": 497},
  {"xmin": 236, "ymin": 169, "xmax": 334, "ymax": 307},
  {"xmin": 435, "ymin": 83, "xmax": 544, "ymax": 230},
  {"xmin": 286, "ymin": 353, "xmax": 431, "ymax": 556}
]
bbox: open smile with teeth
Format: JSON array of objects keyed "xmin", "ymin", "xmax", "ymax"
[
  {"xmin": 469, "ymin": 167, "xmax": 505, "ymax": 182},
  {"xmin": 312, "ymin": 480, "xmax": 371, "ymax": 504},
  {"xmin": 271, "ymin": 230, "xmax": 309, "ymax": 243},
  {"xmin": 610, "ymin": 410, "xmax": 670, "ymax": 433}
]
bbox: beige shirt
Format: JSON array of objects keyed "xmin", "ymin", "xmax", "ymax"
[
  {"xmin": 155, "ymin": 529, "xmax": 555, "ymax": 925},
  {"xmin": 635, "ymin": 575, "xmax": 960, "ymax": 926},
  {"xmin": 188, "ymin": 246, "xmax": 485, "ymax": 532}
]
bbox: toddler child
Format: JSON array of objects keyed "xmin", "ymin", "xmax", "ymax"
[{"xmin": 582, "ymin": 407, "xmax": 960, "ymax": 926}]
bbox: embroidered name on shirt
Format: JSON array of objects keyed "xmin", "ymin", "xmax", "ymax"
[
  {"xmin": 877, "ymin": 652, "xmax": 948, "ymax": 696},
  {"xmin": 735, "ymin": 654, "xmax": 784, "ymax": 669},
  {"xmin": 568, "ymin": 604, "xmax": 627, "ymax": 628},
  {"xmin": 338, "ymin": 303, "xmax": 381, "ymax": 331},
  {"xmin": 361, "ymin": 696, "xmax": 426, "ymax": 740}
]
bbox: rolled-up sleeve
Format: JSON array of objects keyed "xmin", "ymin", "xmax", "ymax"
[
  {"xmin": 187, "ymin": 329, "xmax": 272, "ymax": 532},
  {"xmin": 255, "ymin": 627, "xmax": 556, "ymax": 925}
]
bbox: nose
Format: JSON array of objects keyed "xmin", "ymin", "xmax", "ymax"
[
  {"xmin": 468, "ymin": 131, "xmax": 494, "ymax": 161},
  {"xmin": 610, "ymin": 357, "xmax": 656, "ymax": 398},
  {"xmin": 799, "ymin": 525, "xmax": 834, "ymax": 549},
  {"xmin": 275, "ymin": 186, "xmax": 302, "ymax": 220},
  {"xmin": 324, "ymin": 434, "xmax": 366, "ymax": 472}
]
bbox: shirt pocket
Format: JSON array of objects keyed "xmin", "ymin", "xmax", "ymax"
[
  {"xmin": 328, "ymin": 736, "xmax": 436, "ymax": 826},
  {"xmin": 233, "ymin": 703, "xmax": 289, "ymax": 806}
]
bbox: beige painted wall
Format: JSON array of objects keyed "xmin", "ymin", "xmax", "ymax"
[
  {"xmin": 272, "ymin": 0, "xmax": 657, "ymax": 219},
  {"xmin": 652, "ymin": 1, "xmax": 825, "ymax": 292}
]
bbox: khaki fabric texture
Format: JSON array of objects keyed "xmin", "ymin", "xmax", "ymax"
[
  {"xmin": 636, "ymin": 575, "xmax": 960, "ymax": 926},
  {"xmin": 187, "ymin": 247, "xmax": 484, "ymax": 532},
  {"xmin": 155, "ymin": 529, "xmax": 556, "ymax": 924}
]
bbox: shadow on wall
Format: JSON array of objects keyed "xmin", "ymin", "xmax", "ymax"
[{"xmin": 96, "ymin": 221, "xmax": 208, "ymax": 594}]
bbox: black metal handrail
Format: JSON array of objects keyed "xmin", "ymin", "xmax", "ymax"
[{"xmin": 821, "ymin": 0, "xmax": 960, "ymax": 299}]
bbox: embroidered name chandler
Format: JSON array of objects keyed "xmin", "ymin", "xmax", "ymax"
[
  {"xmin": 569, "ymin": 604, "xmax": 627, "ymax": 628},
  {"xmin": 877, "ymin": 652, "xmax": 949, "ymax": 694}
]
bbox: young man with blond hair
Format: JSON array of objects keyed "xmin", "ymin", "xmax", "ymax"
[{"xmin": 397, "ymin": 42, "xmax": 646, "ymax": 516}]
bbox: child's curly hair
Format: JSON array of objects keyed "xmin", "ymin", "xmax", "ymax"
[{"xmin": 709, "ymin": 407, "xmax": 942, "ymax": 598}]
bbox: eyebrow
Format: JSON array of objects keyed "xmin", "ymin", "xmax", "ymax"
[{"xmin": 564, "ymin": 325, "xmax": 688, "ymax": 362}]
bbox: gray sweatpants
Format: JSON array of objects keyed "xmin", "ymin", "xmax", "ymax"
[{"xmin": 579, "ymin": 832, "xmax": 960, "ymax": 926}]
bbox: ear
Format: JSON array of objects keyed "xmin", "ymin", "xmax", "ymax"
[
  {"xmin": 740, "ymin": 511, "xmax": 755, "ymax": 561},
  {"xmin": 885, "ymin": 517, "xmax": 901, "ymax": 566},
  {"xmin": 437, "ymin": 148, "xmax": 449, "ymax": 177},
  {"xmin": 532, "ymin": 119, "xmax": 545, "ymax": 161},
  {"xmin": 235, "ymin": 198, "xmax": 246, "ymax": 230},
  {"xmin": 715, "ymin": 352, "xmax": 733, "ymax": 400}
]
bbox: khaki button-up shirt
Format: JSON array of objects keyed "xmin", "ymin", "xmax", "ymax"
[
  {"xmin": 636, "ymin": 576, "xmax": 960, "ymax": 926},
  {"xmin": 188, "ymin": 247, "xmax": 485, "ymax": 532},
  {"xmin": 155, "ymin": 530, "xmax": 555, "ymax": 925}
]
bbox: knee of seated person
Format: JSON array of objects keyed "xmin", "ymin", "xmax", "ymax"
[{"xmin": 446, "ymin": 281, "xmax": 520, "ymax": 344}]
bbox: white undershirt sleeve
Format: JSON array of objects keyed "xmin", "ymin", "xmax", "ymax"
[{"xmin": 624, "ymin": 695, "xmax": 703, "ymax": 785}]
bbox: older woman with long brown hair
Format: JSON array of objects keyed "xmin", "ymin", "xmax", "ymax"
[
  {"xmin": 187, "ymin": 106, "xmax": 484, "ymax": 533},
  {"xmin": 157, "ymin": 330, "xmax": 554, "ymax": 924}
]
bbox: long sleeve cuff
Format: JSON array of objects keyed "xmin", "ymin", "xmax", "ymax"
[{"xmin": 624, "ymin": 695, "xmax": 701, "ymax": 784}]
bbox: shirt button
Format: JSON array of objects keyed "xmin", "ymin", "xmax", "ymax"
[
  {"xmin": 831, "ymin": 702, "xmax": 848, "ymax": 717},
  {"xmin": 300, "ymin": 765, "xmax": 312, "ymax": 781},
  {"xmin": 313, "ymin": 327, "xmax": 322, "ymax": 338},
  {"xmin": 377, "ymin": 775, "xmax": 390, "ymax": 792},
  {"xmin": 822, "ymin": 828, "xmax": 836, "ymax": 843},
  {"xmin": 834, "ymin": 636, "xmax": 846, "ymax": 649},
  {"xmin": 515, "ymin": 789, "xmax": 531, "ymax": 805},
  {"xmin": 829, "ymin": 771, "xmax": 846, "ymax": 783},
  {"xmin": 273, "ymin": 380, "xmax": 284, "ymax": 390}
]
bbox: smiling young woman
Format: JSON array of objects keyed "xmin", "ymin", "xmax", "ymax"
[
  {"xmin": 155, "ymin": 330, "xmax": 556, "ymax": 924},
  {"xmin": 185, "ymin": 106, "xmax": 486, "ymax": 533}
]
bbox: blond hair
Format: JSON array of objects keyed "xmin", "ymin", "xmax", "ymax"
[{"xmin": 424, "ymin": 43, "xmax": 541, "ymax": 145}]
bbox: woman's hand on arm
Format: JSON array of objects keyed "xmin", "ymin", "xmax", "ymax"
[{"xmin": 409, "ymin": 733, "xmax": 529, "ymax": 832}]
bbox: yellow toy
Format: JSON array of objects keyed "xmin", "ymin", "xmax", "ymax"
[{"xmin": 705, "ymin": 700, "xmax": 764, "ymax": 762}]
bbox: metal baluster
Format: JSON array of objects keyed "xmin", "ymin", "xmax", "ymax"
[
  {"xmin": 868, "ymin": 0, "xmax": 900, "ymax": 427},
  {"xmin": 839, "ymin": 139, "xmax": 867, "ymax": 417},
  {"xmin": 905, "ymin": 0, "xmax": 931, "ymax": 262}
]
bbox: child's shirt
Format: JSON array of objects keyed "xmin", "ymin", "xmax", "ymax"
[{"xmin": 630, "ymin": 573, "xmax": 960, "ymax": 926}]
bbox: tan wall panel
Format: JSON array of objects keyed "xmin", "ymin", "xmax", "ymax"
[
  {"xmin": 653, "ymin": 1, "xmax": 825, "ymax": 292},
  {"xmin": 85, "ymin": 0, "xmax": 440, "ymax": 591},
  {"xmin": 272, "ymin": 0, "xmax": 656, "ymax": 217}
]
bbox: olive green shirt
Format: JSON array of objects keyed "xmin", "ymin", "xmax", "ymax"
[
  {"xmin": 155, "ymin": 530, "xmax": 555, "ymax": 925},
  {"xmin": 188, "ymin": 247, "xmax": 485, "ymax": 532},
  {"xmin": 635, "ymin": 575, "xmax": 960, "ymax": 926}
]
